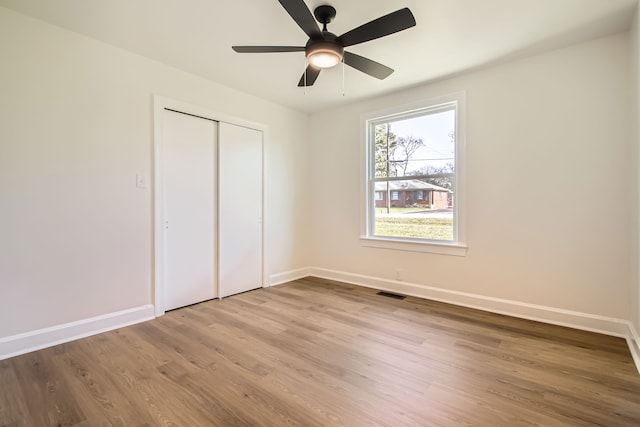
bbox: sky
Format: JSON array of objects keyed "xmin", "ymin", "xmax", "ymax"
[{"xmin": 386, "ymin": 109, "xmax": 455, "ymax": 174}]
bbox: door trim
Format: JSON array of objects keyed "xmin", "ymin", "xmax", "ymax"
[{"xmin": 153, "ymin": 95, "xmax": 268, "ymax": 317}]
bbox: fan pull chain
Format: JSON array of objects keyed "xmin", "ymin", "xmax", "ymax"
[{"xmin": 342, "ymin": 57, "xmax": 345, "ymax": 97}]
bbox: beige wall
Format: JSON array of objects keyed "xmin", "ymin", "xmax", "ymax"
[
  {"xmin": 632, "ymin": 5, "xmax": 640, "ymax": 336},
  {"xmin": 0, "ymin": 7, "xmax": 310, "ymax": 338},
  {"xmin": 309, "ymin": 33, "xmax": 633, "ymax": 319}
]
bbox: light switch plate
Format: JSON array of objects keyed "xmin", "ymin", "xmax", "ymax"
[{"xmin": 136, "ymin": 173, "xmax": 147, "ymax": 188}]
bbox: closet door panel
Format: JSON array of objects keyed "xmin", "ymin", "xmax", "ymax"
[
  {"xmin": 162, "ymin": 110, "xmax": 216, "ymax": 310},
  {"xmin": 218, "ymin": 122, "xmax": 262, "ymax": 298}
]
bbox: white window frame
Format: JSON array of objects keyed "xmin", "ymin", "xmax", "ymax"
[{"xmin": 360, "ymin": 92, "xmax": 467, "ymax": 256}]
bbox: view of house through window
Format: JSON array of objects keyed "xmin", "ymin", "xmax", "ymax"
[{"xmin": 367, "ymin": 102, "xmax": 457, "ymax": 242}]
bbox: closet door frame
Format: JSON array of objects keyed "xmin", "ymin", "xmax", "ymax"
[{"xmin": 153, "ymin": 95, "xmax": 267, "ymax": 317}]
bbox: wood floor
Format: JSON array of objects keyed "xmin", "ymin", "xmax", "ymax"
[{"xmin": 2, "ymin": 277, "xmax": 640, "ymax": 426}]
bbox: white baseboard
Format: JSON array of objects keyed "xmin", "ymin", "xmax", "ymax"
[
  {"xmin": 268, "ymin": 267, "xmax": 312, "ymax": 287},
  {"xmin": 0, "ymin": 305, "xmax": 155, "ymax": 361},
  {"xmin": 307, "ymin": 267, "xmax": 630, "ymax": 337},
  {"xmin": 627, "ymin": 323, "xmax": 640, "ymax": 375}
]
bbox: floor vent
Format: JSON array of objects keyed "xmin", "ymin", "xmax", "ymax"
[{"xmin": 376, "ymin": 291, "xmax": 406, "ymax": 300}]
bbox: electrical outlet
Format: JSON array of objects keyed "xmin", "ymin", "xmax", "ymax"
[{"xmin": 394, "ymin": 268, "xmax": 402, "ymax": 281}]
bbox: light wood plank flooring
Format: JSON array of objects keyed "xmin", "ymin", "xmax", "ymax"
[{"xmin": 1, "ymin": 277, "xmax": 640, "ymax": 426}]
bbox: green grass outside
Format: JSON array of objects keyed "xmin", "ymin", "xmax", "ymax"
[
  {"xmin": 375, "ymin": 217, "xmax": 453, "ymax": 240},
  {"xmin": 376, "ymin": 207, "xmax": 430, "ymax": 214}
]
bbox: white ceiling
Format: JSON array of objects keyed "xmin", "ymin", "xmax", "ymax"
[{"xmin": 0, "ymin": 0, "xmax": 637, "ymax": 113}]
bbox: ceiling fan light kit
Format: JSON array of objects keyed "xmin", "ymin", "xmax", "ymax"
[
  {"xmin": 306, "ymin": 40, "xmax": 343, "ymax": 68},
  {"xmin": 232, "ymin": 0, "xmax": 416, "ymax": 87}
]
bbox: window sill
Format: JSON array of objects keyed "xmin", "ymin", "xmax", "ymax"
[{"xmin": 360, "ymin": 236, "xmax": 467, "ymax": 256}]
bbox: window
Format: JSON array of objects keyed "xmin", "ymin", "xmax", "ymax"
[{"xmin": 361, "ymin": 92, "xmax": 466, "ymax": 256}]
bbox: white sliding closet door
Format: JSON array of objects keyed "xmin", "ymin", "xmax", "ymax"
[
  {"xmin": 218, "ymin": 122, "xmax": 263, "ymax": 297},
  {"xmin": 161, "ymin": 110, "xmax": 216, "ymax": 310}
]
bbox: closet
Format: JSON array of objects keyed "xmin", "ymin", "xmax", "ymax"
[{"xmin": 158, "ymin": 107, "xmax": 263, "ymax": 311}]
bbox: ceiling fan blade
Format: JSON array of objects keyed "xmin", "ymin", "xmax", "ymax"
[
  {"xmin": 232, "ymin": 46, "xmax": 305, "ymax": 53},
  {"xmin": 278, "ymin": 0, "xmax": 321, "ymax": 38},
  {"xmin": 337, "ymin": 8, "xmax": 416, "ymax": 47},
  {"xmin": 343, "ymin": 52, "xmax": 393, "ymax": 80},
  {"xmin": 297, "ymin": 65, "xmax": 321, "ymax": 87}
]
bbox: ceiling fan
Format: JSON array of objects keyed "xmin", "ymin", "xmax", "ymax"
[{"xmin": 232, "ymin": 0, "xmax": 416, "ymax": 87}]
